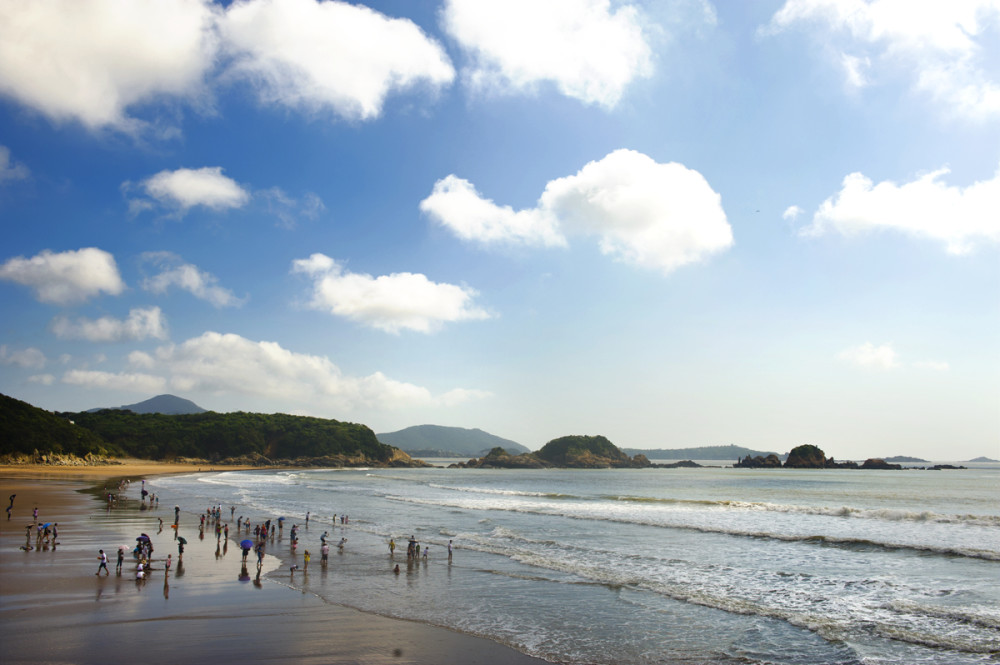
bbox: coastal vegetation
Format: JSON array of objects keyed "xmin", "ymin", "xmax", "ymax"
[{"xmin": 0, "ymin": 392, "xmax": 420, "ymax": 467}]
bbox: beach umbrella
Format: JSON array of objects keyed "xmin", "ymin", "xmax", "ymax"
[
  {"xmin": 277, "ymin": 516, "xmax": 285, "ymax": 522},
  {"xmin": 136, "ymin": 535, "xmax": 150, "ymax": 542},
  {"xmin": 177, "ymin": 536, "xmax": 187, "ymax": 545},
  {"xmin": 240, "ymin": 539, "xmax": 254, "ymax": 550},
  {"xmin": 41, "ymin": 522, "xmax": 52, "ymax": 528}
]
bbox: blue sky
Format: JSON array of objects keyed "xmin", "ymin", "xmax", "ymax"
[{"xmin": 0, "ymin": 0, "xmax": 997, "ymax": 460}]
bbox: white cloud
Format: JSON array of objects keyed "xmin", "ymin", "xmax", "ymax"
[
  {"xmin": 782, "ymin": 205, "xmax": 804, "ymax": 220},
  {"xmin": 0, "ymin": 145, "xmax": 29, "ymax": 182},
  {"xmin": 52, "ymin": 307, "xmax": 168, "ymax": 343},
  {"xmin": 156, "ymin": 331, "xmax": 484, "ymax": 409},
  {"xmin": 763, "ymin": 0, "xmax": 1000, "ymax": 119},
  {"xmin": 0, "ymin": 345, "xmax": 46, "ymax": 369},
  {"xmin": 63, "ymin": 369, "xmax": 167, "ymax": 393},
  {"xmin": 140, "ymin": 252, "xmax": 245, "ymax": 307},
  {"xmin": 220, "ymin": 0, "xmax": 454, "ymax": 121},
  {"xmin": 838, "ymin": 342, "xmax": 899, "ymax": 369},
  {"xmin": 420, "ymin": 176, "xmax": 567, "ymax": 247},
  {"xmin": 292, "ymin": 254, "xmax": 492, "ymax": 334},
  {"xmin": 131, "ymin": 167, "xmax": 250, "ymax": 215},
  {"xmin": 801, "ymin": 165, "xmax": 1000, "ymax": 254},
  {"xmin": 424, "ymin": 149, "xmax": 733, "ymax": 274},
  {"xmin": 28, "ymin": 374, "xmax": 55, "ymax": 386},
  {"xmin": 442, "ymin": 0, "xmax": 652, "ymax": 108},
  {"xmin": 0, "ymin": 247, "xmax": 125, "ymax": 305},
  {"xmin": 0, "ymin": 0, "xmax": 219, "ymax": 132}
]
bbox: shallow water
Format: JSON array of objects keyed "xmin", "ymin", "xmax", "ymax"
[{"xmin": 151, "ymin": 464, "xmax": 1000, "ymax": 665}]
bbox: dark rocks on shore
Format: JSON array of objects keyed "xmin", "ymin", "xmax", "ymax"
[{"xmin": 734, "ymin": 454, "xmax": 783, "ymax": 468}]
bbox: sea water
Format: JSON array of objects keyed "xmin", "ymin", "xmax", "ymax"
[{"xmin": 150, "ymin": 463, "xmax": 1000, "ymax": 665}]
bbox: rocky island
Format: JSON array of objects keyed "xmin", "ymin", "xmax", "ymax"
[
  {"xmin": 449, "ymin": 435, "xmax": 700, "ymax": 469},
  {"xmin": 735, "ymin": 444, "xmax": 966, "ymax": 470}
]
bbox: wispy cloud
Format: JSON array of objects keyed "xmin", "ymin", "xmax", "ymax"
[
  {"xmin": 52, "ymin": 306, "xmax": 168, "ymax": 343},
  {"xmin": 0, "ymin": 345, "xmax": 46, "ymax": 369},
  {"xmin": 0, "ymin": 145, "xmax": 29, "ymax": 182},
  {"xmin": 762, "ymin": 0, "xmax": 1000, "ymax": 120},
  {"xmin": 838, "ymin": 342, "xmax": 899, "ymax": 370},
  {"xmin": 140, "ymin": 252, "xmax": 245, "ymax": 308}
]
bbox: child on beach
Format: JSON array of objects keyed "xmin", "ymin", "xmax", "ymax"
[{"xmin": 303, "ymin": 550, "xmax": 310, "ymax": 570}]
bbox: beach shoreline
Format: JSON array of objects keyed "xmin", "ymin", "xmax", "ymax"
[{"xmin": 0, "ymin": 464, "xmax": 550, "ymax": 665}]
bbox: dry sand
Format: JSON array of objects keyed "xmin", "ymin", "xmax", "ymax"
[{"xmin": 0, "ymin": 464, "xmax": 549, "ymax": 665}]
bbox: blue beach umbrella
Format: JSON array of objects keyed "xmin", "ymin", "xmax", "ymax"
[{"xmin": 240, "ymin": 539, "xmax": 254, "ymax": 549}]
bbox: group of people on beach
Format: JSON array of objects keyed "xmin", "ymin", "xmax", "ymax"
[{"xmin": 12, "ymin": 495, "xmax": 59, "ymax": 551}]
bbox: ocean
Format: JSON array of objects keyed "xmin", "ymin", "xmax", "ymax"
[{"xmin": 149, "ymin": 463, "xmax": 1000, "ymax": 665}]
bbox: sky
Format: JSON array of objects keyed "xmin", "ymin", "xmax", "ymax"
[{"xmin": 0, "ymin": 0, "xmax": 998, "ymax": 461}]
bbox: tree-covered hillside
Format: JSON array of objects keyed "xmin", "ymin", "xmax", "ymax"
[
  {"xmin": 64, "ymin": 409, "xmax": 398, "ymax": 462},
  {"xmin": 0, "ymin": 393, "xmax": 122, "ymax": 457}
]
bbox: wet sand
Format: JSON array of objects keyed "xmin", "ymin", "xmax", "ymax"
[{"xmin": 0, "ymin": 466, "xmax": 549, "ymax": 665}]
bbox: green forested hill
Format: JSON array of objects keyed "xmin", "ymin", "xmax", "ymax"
[
  {"xmin": 0, "ymin": 393, "xmax": 122, "ymax": 457},
  {"xmin": 0, "ymin": 392, "xmax": 413, "ymax": 465},
  {"xmin": 64, "ymin": 409, "xmax": 398, "ymax": 462}
]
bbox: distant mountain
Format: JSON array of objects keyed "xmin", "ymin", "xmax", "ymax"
[
  {"xmin": 377, "ymin": 424, "xmax": 530, "ymax": 458},
  {"xmin": 883, "ymin": 456, "xmax": 929, "ymax": 463},
  {"xmin": 89, "ymin": 394, "xmax": 207, "ymax": 415},
  {"xmin": 623, "ymin": 444, "xmax": 783, "ymax": 461},
  {"xmin": 968, "ymin": 456, "xmax": 999, "ymax": 463}
]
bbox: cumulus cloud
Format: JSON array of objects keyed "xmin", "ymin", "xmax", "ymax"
[
  {"xmin": 442, "ymin": 0, "xmax": 652, "ymax": 107},
  {"xmin": 420, "ymin": 176, "xmax": 566, "ymax": 247},
  {"xmin": 63, "ymin": 369, "xmax": 167, "ymax": 393},
  {"xmin": 0, "ymin": 0, "xmax": 218, "ymax": 132},
  {"xmin": 763, "ymin": 0, "xmax": 1000, "ymax": 119},
  {"xmin": 28, "ymin": 374, "xmax": 55, "ymax": 386},
  {"xmin": 0, "ymin": 345, "xmax": 46, "ymax": 369},
  {"xmin": 155, "ymin": 331, "xmax": 485, "ymax": 409},
  {"xmin": 0, "ymin": 145, "xmax": 29, "ymax": 182},
  {"xmin": 292, "ymin": 254, "xmax": 491, "ymax": 333},
  {"xmin": 140, "ymin": 252, "xmax": 245, "ymax": 307},
  {"xmin": 0, "ymin": 247, "xmax": 125, "ymax": 305},
  {"xmin": 220, "ymin": 0, "xmax": 454, "ymax": 121},
  {"xmin": 423, "ymin": 149, "xmax": 733, "ymax": 274},
  {"xmin": 800, "ymin": 165, "xmax": 1000, "ymax": 254},
  {"xmin": 127, "ymin": 167, "xmax": 250, "ymax": 216},
  {"xmin": 838, "ymin": 342, "xmax": 898, "ymax": 369},
  {"xmin": 51, "ymin": 307, "xmax": 168, "ymax": 343}
]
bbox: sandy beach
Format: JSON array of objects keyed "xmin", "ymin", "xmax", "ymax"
[{"xmin": 0, "ymin": 463, "xmax": 549, "ymax": 665}]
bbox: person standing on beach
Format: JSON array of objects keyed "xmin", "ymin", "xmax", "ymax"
[
  {"xmin": 116, "ymin": 548, "xmax": 124, "ymax": 574},
  {"xmin": 389, "ymin": 538, "xmax": 395, "ymax": 555},
  {"xmin": 33, "ymin": 507, "xmax": 38, "ymax": 521},
  {"xmin": 97, "ymin": 550, "xmax": 109, "ymax": 576},
  {"xmin": 303, "ymin": 549, "xmax": 310, "ymax": 570},
  {"xmin": 174, "ymin": 505, "xmax": 180, "ymax": 524},
  {"xmin": 321, "ymin": 543, "xmax": 329, "ymax": 566}
]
